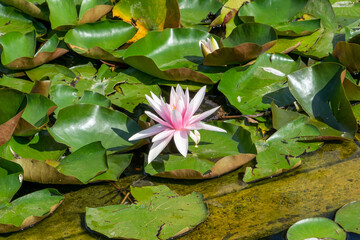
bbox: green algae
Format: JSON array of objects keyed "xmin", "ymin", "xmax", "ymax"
[{"xmin": 1, "ymin": 141, "xmax": 360, "ymax": 239}]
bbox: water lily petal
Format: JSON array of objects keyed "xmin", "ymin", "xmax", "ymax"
[
  {"xmin": 145, "ymin": 95, "xmax": 171, "ymax": 123},
  {"xmin": 174, "ymin": 130, "xmax": 189, "ymax": 157},
  {"xmin": 145, "ymin": 111, "xmax": 172, "ymax": 128},
  {"xmin": 170, "ymin": 109, "xmax": 183, "ymax": 129},
  {"xmin": 170, "ymin": 86, "xmax": 177, "ymax": 107},
  {"xmin": 184, "ymin": 85, "xmax": 206, "ymax": 123},
  {"xmin": 128, "ymin": 124, "xmax": 168, "ymax": 141},
  {"xmin": 148, "ymin": 132, "xmax": 174, "ymax": 163},
  {"xmin": 188, "ymin": 121, "xmax": 227, "ymax": 132},
  {"xmin": 188, "ymin": 106, "xmax": 220, "ymax": 125},
  {"xmin": 152, "ymin": 128, "xmax": 175, "ymax": 142}
]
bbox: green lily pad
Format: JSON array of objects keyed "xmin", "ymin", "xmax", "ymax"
[
  {"xmin": 55, "ymin": 142, "xmax": 107, "ymax": 184},
  {"xmin": 86, "ymin": 185, "xmax": 208, "ymax": 240},
  {"xmin": 0, "ymin": 0, "xmax": 49, "ymax": 21},
  {"xmin": 48, "ymin": 104, "xmax": 141, "ymax": 152},
  {"xmin": 203, "ymin": 23, "xmax": 277, "ymax": 66},
  {"xmin": 0, "ymin": 188, "xmax": 64, "ymax": 234},
  {"xmin": 14, "ymin": 94, "xmax": 57, "ymax": 137},
  {"xmin": 49, "ymin": 84, "xmax": 78, "ymax": 115},
  {"xmin": 218, "ymin": 53, "xmax": 299, "ymax": 115},
  {"xmin": 238, "ymin": 0, "xmax": 308, "ymax": 25},
  {"xmin": 105, "ymin": 68, "xmax": 162, "ymax": 112},
  {"xmin": 64, "ymin": 20, "xmax": 137, "ymax": 61},
  {"xmin": 288, "ymin": 62, "xmax": 357, "ymax": 138},
  {"xmin": 47, "ymin": 0, "xmax": 112, "ymax": 30},
  {"xmin": 287, "ymin": 217, "xmax": 347, "ymax": 240},
  {"xmin": 123, "ymin": 28, "xmax": 227, "ymax": 84},
  {"xmin": 0, "ymin": 32, "xmax": 68, "ymax": 70},
  {"xmin": 243, "ymin": 117, "xmax": 324, "ymax": 182},
  {"xmin": 0, "ymin": 158, "xmax": 23, "ymax": 207},
  {"xmin": 0, "ymin": 89, "xmax": 26, "ymax": 146},
  {"xmin": 0, "ymin": 3, "xmax": 45, "ymax": 35},
  {"xmin": 274, "ymin": 19, "xmax": 321, "ymax": 37},
  {"xmin": 335, "ymin": 200, "xmax": 360, "ymax": 234},
  {"xmin": 26, "ymin": 64, "xmax": 76, "ymax": 82},
  {"xmin": 177, "ymin": 0, "xmax": 223, "ymax": 27},
  {"xmin": 77, "ymin": 90, "xmax": 111, "ymax": 108},
  {"xmin": 0, "ymin": 75, "xmax": 34, "ymax": 93},
  {"xmin": 89, "ymin": 153, "xmax": 133, "ymax": 182},
  {"xmin": 8, "ymin": 130, "xmax": 67, "ymax": 161},
  {"xmin": 113, "ymin": 0, "xmax": 180, "ymax": 42}
]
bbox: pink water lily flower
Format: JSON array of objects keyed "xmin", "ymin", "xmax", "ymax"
[{"xmin": 129, "ymin": 85, "xmax": 226, "ymax": 163}]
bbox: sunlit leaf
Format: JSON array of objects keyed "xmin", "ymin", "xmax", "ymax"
[
  {"xmin": 287, "ymin": 217, "xmax": 346, "ymax": 240},
  {"xmin": 64, "ymin": 20, "xmax": 137, "ymax": 61},
  {"xmin": 48, "ymin": 104, "xmax": 141, "ymax": 152},
  {"xmin": 0, "ymin": 159, "xmax": 23, "ymax": 207},
  {"xmin": 335, "ymin": 200, "xmax": 360, "ymax": 234},
  {"xmin": 218, "ymin": 53, "xmax": 299, "ymax": 115},
  {"xmin": 113, "ymin": 0, "xmax": 180, "ymax": 42},
  {"xmin": 124, "ymin": 28, "xmax": 228, "ymax": 84}
]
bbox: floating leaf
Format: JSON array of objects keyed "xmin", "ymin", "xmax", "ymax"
[
  {"xmin": 55, "ymin": 142, "xmax": 107, "ymax": 184},
  {"xmin": 26, "ymin": 64, "xmax": 76, "ymax": 82},
  {"xmin": 8, "ymin": 130, "xmax": 67, "ymax": 161},
  {"xmin": 77, "ymin": 90, "xmax": 111, "ymax": 108},
  {"xmin": 86, "ymin": 185, "xmax": 208, "ymax": 240},
  {"xmin": 0, "ymin": 75, "xmax": 34, "ymax": 94},
  {"xmin": 0, "ymin": 158, "xmax": 23, "ymax": 207},
  {"xmin": 274, "ymin": 19, "xmax": 321, "ymax": 37},
  {"xmin": 105, "ymin": 68, "xmax": 161, "ymax": 112},
  {"xmin": 0, "ymin": 188, "xmax": 64, "ymax": 234},
  {"xmin": 0, "ymin": 32, "xmax": 67, "ymax": 70},
  {"xmin": 48, "ymin": 104, "xmax": 141, "ymax": 152},
  {"xmin": 124, "ymin": 28, "xmax": 228, "ymax": 84},
  {"xmin": 203, "ymin": 23, "xmax": 277, "ymax": 66},
  {"xmin": 49, "ymin": 84, "xmax": 78, "ymax": 115},
  {"xmin": 287, "ymin": 217, "xmax": 347, "ymax": 240},
  {"xmin": 64, "ymin": 20, "xmax": 137, "ymax": 61},
  {"xmin": 335, "ymin": 200, "xmax": 360, "ymax": 234},
  {"xmin": 238, "ymin": 0, "xmax": 308, "ymax": 25},
  {"xmin": 218, "ymin": 53, "xmax": 299, "ymax": 115},
  {"xmin": 288, "ymin": 62, "xmax": 357, "ymax": 137},
  {"xmin": 113, "ymin": 0, "xmax": 180, "ymax": 42},
  {"xmin": 0, "ymin": 3, "xmax": 45, "ymax": 35},
  {"xmin": 243, "ymin": 117, "xmax": 323, "ymax": 182},
  {"xmin": 177, "ymin": 0, "xmax": 222, "ymax": 27},
  {"xmin": 14, "ymin": 94, "xmax": 57, "ymax": 137},
  {"xmin": 0, "ymin": 89, "xmax": 26, "ymax": 146},
  {"xmin": 0, "ymin": 0, "xmax": 49, "ymax": 21}
]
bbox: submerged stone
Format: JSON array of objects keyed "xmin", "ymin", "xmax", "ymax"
[{"xmin": 1, "ymin": 141, "xmax": 360, "ymax": 239}]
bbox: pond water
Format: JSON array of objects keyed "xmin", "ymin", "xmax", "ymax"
[{"xmin": 1, "ymin": 141, "xmax": 360, "ymax": 239}]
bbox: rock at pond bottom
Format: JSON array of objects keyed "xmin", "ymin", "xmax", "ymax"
[{"xmin": 1, "ymin": 142, "xmax": 360, "ymax": 239}]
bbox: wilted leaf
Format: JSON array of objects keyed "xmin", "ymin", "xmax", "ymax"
[{"xmin": 333, "ymin": 41, "xmax": 360, "ymax": 74}]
